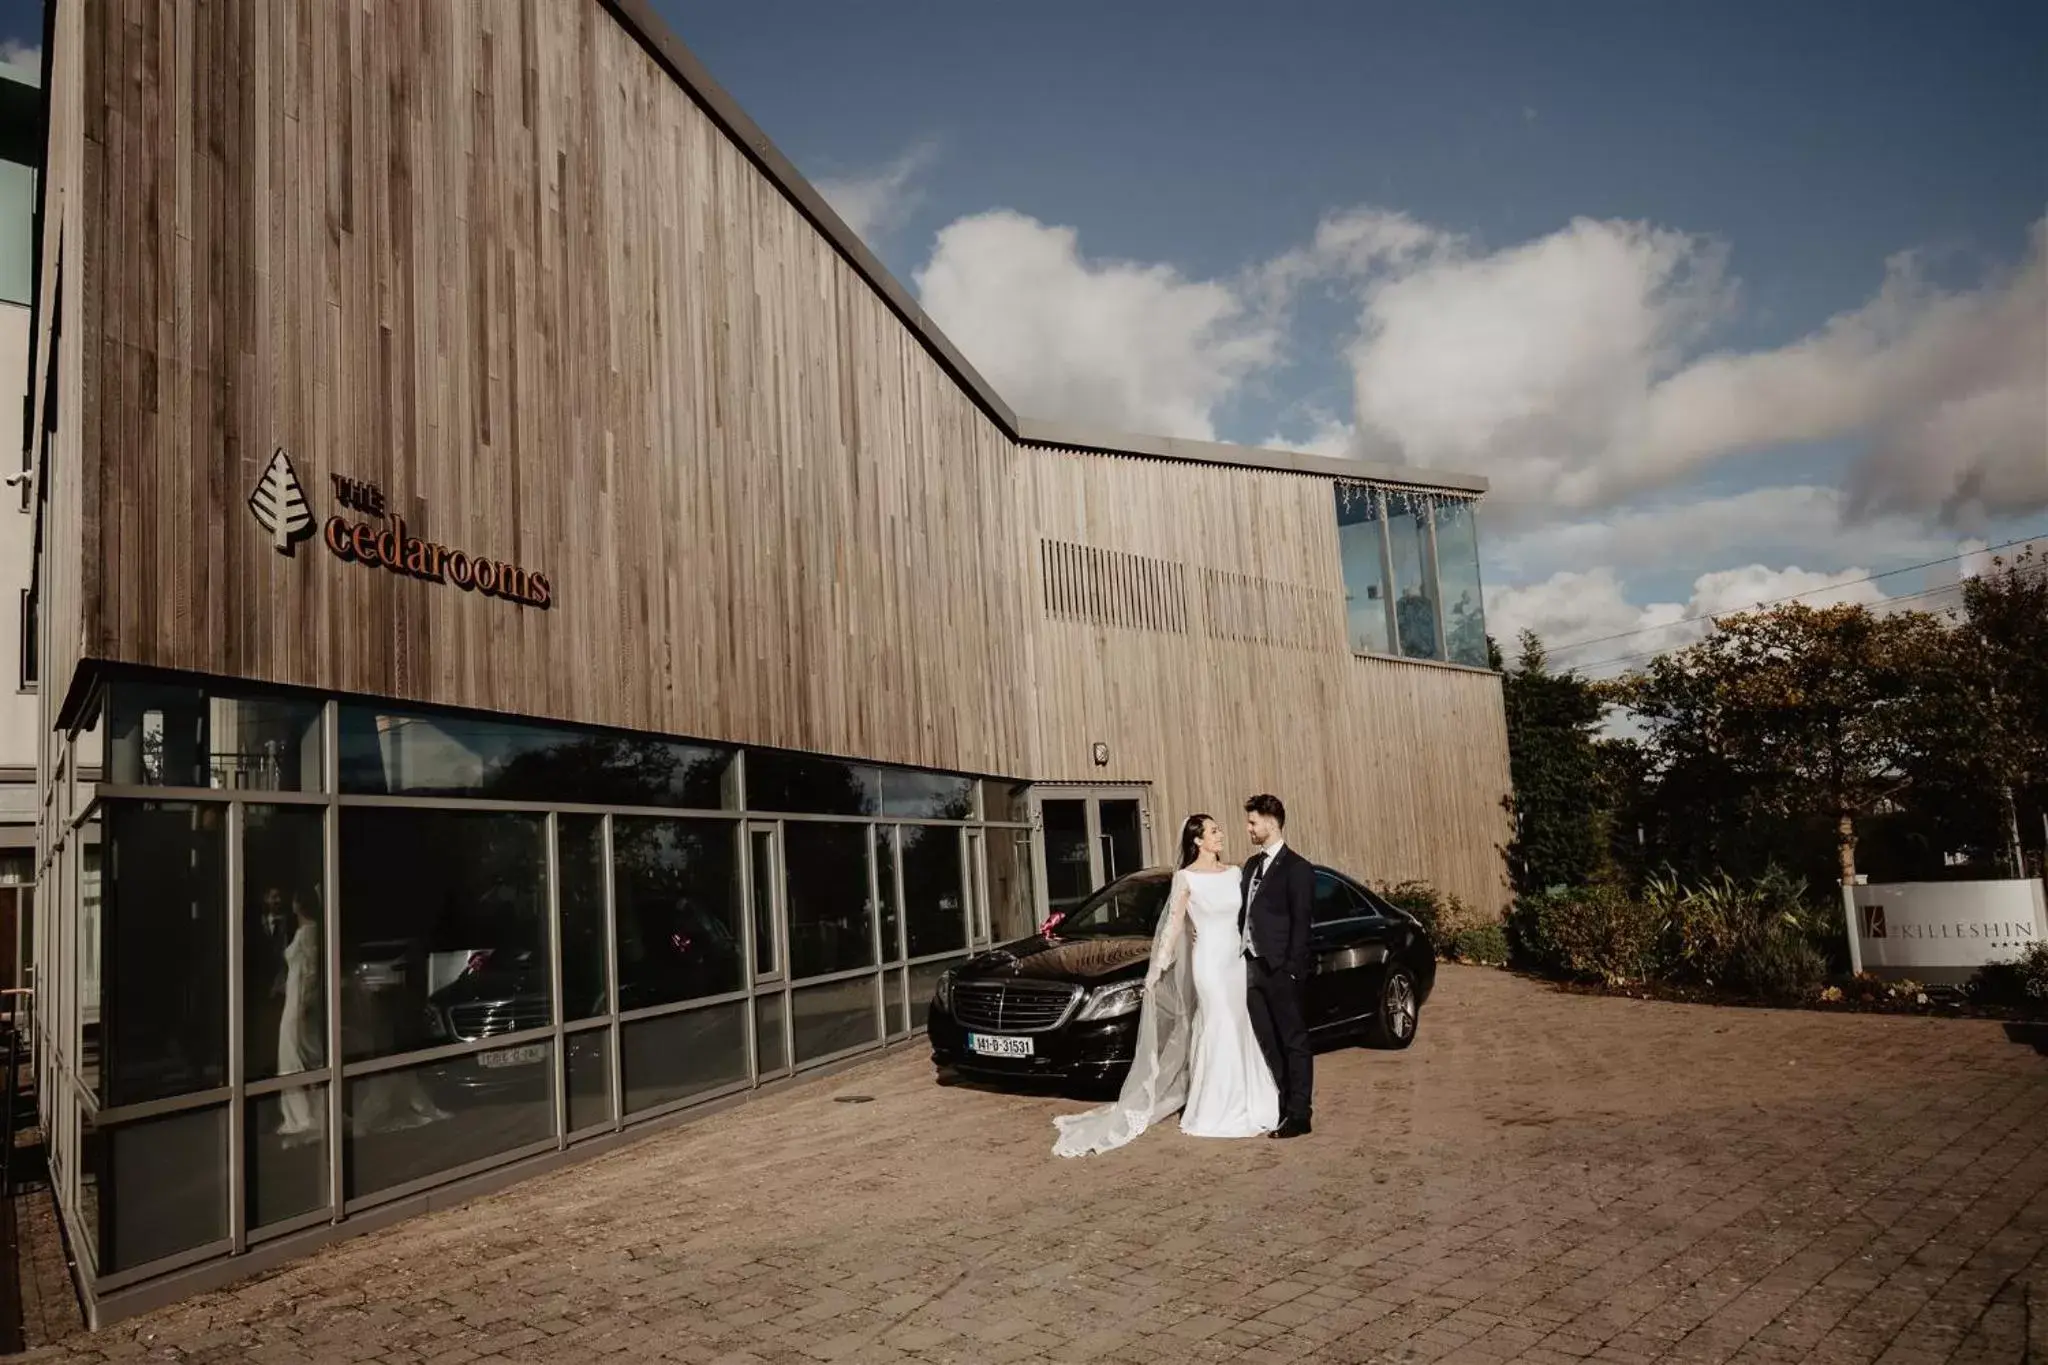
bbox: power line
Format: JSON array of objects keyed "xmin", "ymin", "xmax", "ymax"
[
  {"xmin": 1567, "ymin": 572, "xmax": 2007, "ymax": 678},
  {"xmin": 1539, "ymin": 533, "xmax": 2045, "ymax": 660}
]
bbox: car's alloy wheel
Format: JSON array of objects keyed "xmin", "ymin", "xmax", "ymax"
[{"xmin": 1368, "ymin": 966, "xmax": 1419, "ymax": 1049}]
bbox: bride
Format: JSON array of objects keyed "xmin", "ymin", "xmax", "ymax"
[{"xmin": 1052, "ymin": 814, "xmax": 1280, "ymax": 1156}]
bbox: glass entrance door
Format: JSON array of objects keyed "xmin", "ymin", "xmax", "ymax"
[
  {"xmin": 744, "ymin": 824, "xmax": 789, "ymax": 1078},
  {"xmin": 1033, "ymin": 789, "xmax": 1151, "ymax": 922}
]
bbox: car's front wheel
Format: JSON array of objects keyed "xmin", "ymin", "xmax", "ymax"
[{"xmin": 1365, "ymin": 964, "xmax": 1420, "ymax": 1049}]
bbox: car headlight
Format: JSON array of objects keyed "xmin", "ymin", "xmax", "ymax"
[
  {"xmin": 934, "ymin": 969, "xmax": 956, "ymax": 1013},
  {"xmin": 1075, "ymin": 981, "xmax": 1145, "ymax": 1021}
]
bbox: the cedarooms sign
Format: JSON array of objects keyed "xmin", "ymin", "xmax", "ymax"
[{"xmin": 249, "ymin": 449, "xmax": 552, "ymax": 609}]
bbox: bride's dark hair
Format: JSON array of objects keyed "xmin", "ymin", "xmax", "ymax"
[{"xmin": 1177, "ymin": 814, "xmax": 1214, "ymax": 870}]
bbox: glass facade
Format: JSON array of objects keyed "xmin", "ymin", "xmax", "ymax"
[
  {"xmin": 1333, "ymin": 483, "xmax": 1490, "ymax": 669},
  {"xmin": 34, "ymin": 673, "xmax": 1036, "ymax": 1297}
]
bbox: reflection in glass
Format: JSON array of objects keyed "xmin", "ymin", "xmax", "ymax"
[
  {"xmin": 248, "ymin": 1087, "xmax": 329, "ymax": 1230},
  {"xmin": 747, "ymin": 828, "xmax": 779, "ymax": 977},
  {"xmin": 979, "ymin": 780, "xmax": 1031, "ymax": 825},
  {"xmin": 78, "ymin": 823, "xmax": 102, "ymax": 1099},
  {"xmin": 621, "ymin": 1003, "xmax": 748, "ymax": 1115},
  {"xmin": 1098, "ymin": 802, "xmax": 1144, "ymax": 885},
  {"xmin": 0, "ymin": 160, "xmax": 36, "ymax": 307},
  {"xmin": 337, "ymin": 704, "xmax": 734, "ymax": 808},
  {"xmin": 1041, "ymin": 800, "xmax": 1092, "ymax": 916},
  {"xmin": 901, "ymin": 826, "xmax": 966, "ymax": 959},
  {"xmin": 101, "ymin": 801, "xmax": 227, "ymax": 1107},
  {"xmin": 559, "ymin": 816, "xmax": 608, "ymax": 1021},
  {"xmin": 1433, "ymin": 499, "xmax": 1490, "ymax": 667},
  {"xmin": 566, "ymin": 1030, "xmax": 611, "ymax": 1133},
  {"xmin": 95, "ymin": 1105, "xmax": 228, "ymax": 1273},
  {"xmin": 1386, "ymin": 491, "xmax": 1441, "ymax": 661},
  {"xmin": 909, "ymin": 957, "xmax": 961, "ymax": 1031},
  {"xmin": 107, "ymin": 683, "xmax": 323, "ymax": 791},
  {"xmin": 338, "ymin": 810, "xmax": 549, "ymax": 1064},
  {"xmin": 743, "ymin": 751, "xmax": 880, "ymax": 816},
  {"xmin": 985, "ymin": 829, "xmax": 1037, "ymax": 943},
  {"xmin": 876, "ymin": 827, "xmax": 902, "ymax": 963},
  {"xmin": 755, "ymin": 992, "xmax": 787, "ymax": 1075},
  {"xmin": 244, "ymin": 805, "xmax": 326, "ymax": 1084},
  {"xmin": 1335, "ymin": 484, "xmax": 1394, "ymax": 656},
  {"xmin": 783, "ymin": 823, "xmax": 874, "ymax": 979},
  {"xmin": 612, "ymin": 818, "xmax": 743, "ymax": 1010},
  {"xmin": 879, "ymin": 771, "xmax": 974, "ymax": 819},
  {"xmin": 792, "ymin": 977, "xmax": 878, "ymax": 1065},
  {"xmin": 344, "ymin": 1046, "xmax": 554, "ymax": 1200}
]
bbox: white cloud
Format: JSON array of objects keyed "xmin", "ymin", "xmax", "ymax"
[
  {"xmin": 816, "ymin": 141, "xmax": 939, "ymax": 246},
  {"xmin": 1323, "ymin": 211, "xmax": 2047, "ymax": 523},
  {"xmin": 1258, "ymin": 414, "xmax": 1355, "ymax": 459},
  {"xmin": 1487, "ymin": 562, "xmax": 1891, "ymax": 674},
  {"xmin": 0, "ymin": 42, "xmax": 37, "ymax": 85},
  {"xmin": 1487, "ymin": 485, "xmax": 1954, "ymax": 586},
  {"xmin": 915, "ymin": 210, "xmax": 1282, "ymax": 440}
]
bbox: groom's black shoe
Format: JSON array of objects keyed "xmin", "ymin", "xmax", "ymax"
[{"xmin": 1270, "ymin": 1116, "xmax": 1312, "ymax": 1139}]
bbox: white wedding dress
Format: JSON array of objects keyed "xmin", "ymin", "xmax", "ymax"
[{"xmin": 1051, "ymin": 867, "xmax": 1279, "ymax": 1156}]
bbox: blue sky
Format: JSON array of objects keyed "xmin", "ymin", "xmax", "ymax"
[{"xmin": 668, "ymin": 0, "xmax": 2047, "ymax": 669}]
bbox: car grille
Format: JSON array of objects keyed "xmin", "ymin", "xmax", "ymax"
[
  {"xmin": 449, "ymin": 998, "xmax": 551, "ymax": 1041},
  {"xmin": 951, "ymin": 980, "xmax": 1081, "ymax": 1034}
]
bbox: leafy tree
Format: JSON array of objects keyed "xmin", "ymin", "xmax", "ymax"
[
  {"xmin": 1611, "ymin": 603, "xmax": 1952, "ymax": 887},
  {"xmin": 1500, "ymin": 632, "xmax": 1613, "ymax": 893}
]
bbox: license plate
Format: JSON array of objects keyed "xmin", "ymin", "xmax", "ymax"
[
  {"xmin": 477, "ymin": 1044, "xmax": 546, "ymax": 1069},
  {"xmin": 968, "ymin": 1033, "xmax": 1033, "ymax": 1058}
]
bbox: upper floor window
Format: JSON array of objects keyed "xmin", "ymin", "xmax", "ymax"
[{"xmin": 1333, "ymin": 483, "xmax": 1490, "ymax": 669}]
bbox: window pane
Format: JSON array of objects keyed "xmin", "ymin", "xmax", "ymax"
[
  {"xmin": 558, "ymin": 816, "xmax": 608, "ymax": 1021},
  {"xmin": 107, "ymin": 684, "xmax": 323, "ymax": 791},
  {"xmin": 0, "ymin": 160, "xmax": 34, "ymax": 307},
  {"xmin": 909, "ymin": 957, "xmax": 962, "ymax": 1032},
  {"xmin": 620, "ymin": 1002, "xmax": 748, "ymax": 1115},
  {"xmin": 565, "ymin": 1030, "xmax": 611, "ymax": 1133},
  {"xmin": 77, "ymin": 821, "xmax": 103, "ymax": 1101},
  {"xmin": 979, "ymin": 779, "xmax": 1031, "ymax": 825},
  {"xmin": 1387, "ymin": 491, "xmax": 1443, "ymax": 661},
  {"xmin": 249, "ymin": 1084, "xmax": 329, "ymax": 1230},
  {"xmin": 94, "ymin": 1105, "xmax": 228, "ymax": 1274},
  {"xmin": 1312, "ymin": 872, "xmax": 1368, "ymax": 925},
  {"xmin": 1042, "ymin": 800, "xmax": 1092, "ymax": 915},
  {"xmin": 338, "ymin": 810, "xmax": 549, "ymax": 1064},
  {"xmin": 244, "ymin": 805, "xmax": 326, "ymax": 1081},
  {"xmin": 901, "ymin": 826, "xmax": 966, "ymax": 958},
  {"xmin": 747, "ymin": 828, "xmax": 779, "ymax": 977},
  {"xmin": 986, "ymin": 828, "xmax": 1037, "ymax": 943},
  {"xmin": 879, "ymin": 771, "xmax": 974, "ymax": 819},
  {"xmin": 102, "ymin": 801, "xmax": 227, "ymax": 1107},
  {"xmin": 1336, "ymin": 484, "xmax": 1393, "ymax": 655},
  {"xmin": 338, "ymin": 705, "xmax": 734, "ymax": 808},
  {"xmin": 791, "ymin": 977, "xmax": 878, "ymax": 1065},
  {"xmin": 884, "ymin": 969, "xmax": 906, "ymax": 1036},
  {"xmin": 876, "ymin": 827, "xmax": 901, "ymax": 964},
  {"xmin": 344, "ymin": 1046, "xmax": 554, "ymax": 1200},
  {"xmin": 1433, "ymin": 499, "xmax": 1490, "ymax": 668},
  {"xmin": 744, "ymin": 752, "xmax": 879, "ymax": 816},
  {"xmin": 1099, "ymin": 801, "xmax": 1144, "ymax": 884},
  {"xmin": 755, "ymin": 992, "xmax": 787, "ymax": 1075},
  {"xmin": 784, "ymin": 823, "xmax": 874, "ymax": 979},
  {"xmin": 612, "ymin": 818, "xmax": 743, "ymax": 1010}
]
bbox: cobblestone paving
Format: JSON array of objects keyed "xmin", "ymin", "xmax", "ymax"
[{"xmin": 31, "ymin": 967, "xmax": 2048, "ymax": 1364}]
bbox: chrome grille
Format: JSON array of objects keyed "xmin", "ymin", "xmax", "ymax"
[
  {"xmin": 951, "ymin": 980, "xmax": 1082, "ymax": 1034},
  {"xmin": 449, "ymin": 998, "xmax": 551, "ymax": 1041}
]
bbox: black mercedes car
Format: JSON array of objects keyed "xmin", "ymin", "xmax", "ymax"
[{"xmin": 928, "ymin": 864, "xmax": 1435, "ymax": 1087}]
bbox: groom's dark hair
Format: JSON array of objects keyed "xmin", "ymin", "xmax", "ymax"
[{"xmin": 1244, "ymin": 793, "xmax": 1286, "ymax": 826}]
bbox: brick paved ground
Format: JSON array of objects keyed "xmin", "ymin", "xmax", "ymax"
[{"xmin": 28, "ymin": 967, "xmax": 2048, "ymax": 1365}]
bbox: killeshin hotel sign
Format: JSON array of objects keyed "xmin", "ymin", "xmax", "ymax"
[{"xmin": 248, "ymin": 448, "xmax": 552, "ymax": 608}]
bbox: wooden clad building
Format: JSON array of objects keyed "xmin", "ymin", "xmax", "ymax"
[{"xmin": 21, "ymin": 0, "xmax": 1509, "ymax": 1322}]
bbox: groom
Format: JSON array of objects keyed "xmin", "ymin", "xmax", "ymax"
[{"xmin": 1239, "ymin": 794, "xmax": 1315, "ymax": 1138}]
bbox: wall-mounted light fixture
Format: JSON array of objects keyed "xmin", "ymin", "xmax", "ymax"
[{"xmin": 1091, "ymin": 742, "xmax": 1109, "ymax": 767}]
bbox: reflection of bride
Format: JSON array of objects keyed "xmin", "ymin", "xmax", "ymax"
[{"xmin": 276, "ymin": 892, "xmax": 324, "ymax": 1142}]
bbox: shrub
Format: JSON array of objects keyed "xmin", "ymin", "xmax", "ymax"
[
  {"xmin": 1969, "ymin": 942, "xmax": 2048, "ymax": 1014},
  {"xmin": 1518, "ymin": 883, "xmax": 1662, "ymax": 985},
  {"xmin": 1449, "ymin": 922, "xmax": 1510, "ymax": 966},
  {"xmin": 1650, "ymin": 866, "xmax": 1828, "ymax": 1000}
]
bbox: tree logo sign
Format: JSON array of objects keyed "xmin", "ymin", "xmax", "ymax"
[
  {"xmin": 1861, "ymin": 904, "xmax": 1887, "ymax": 939},
  {"xmin": 248, "ymin": 447, "xmax": 315, "ymax": 554}
]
